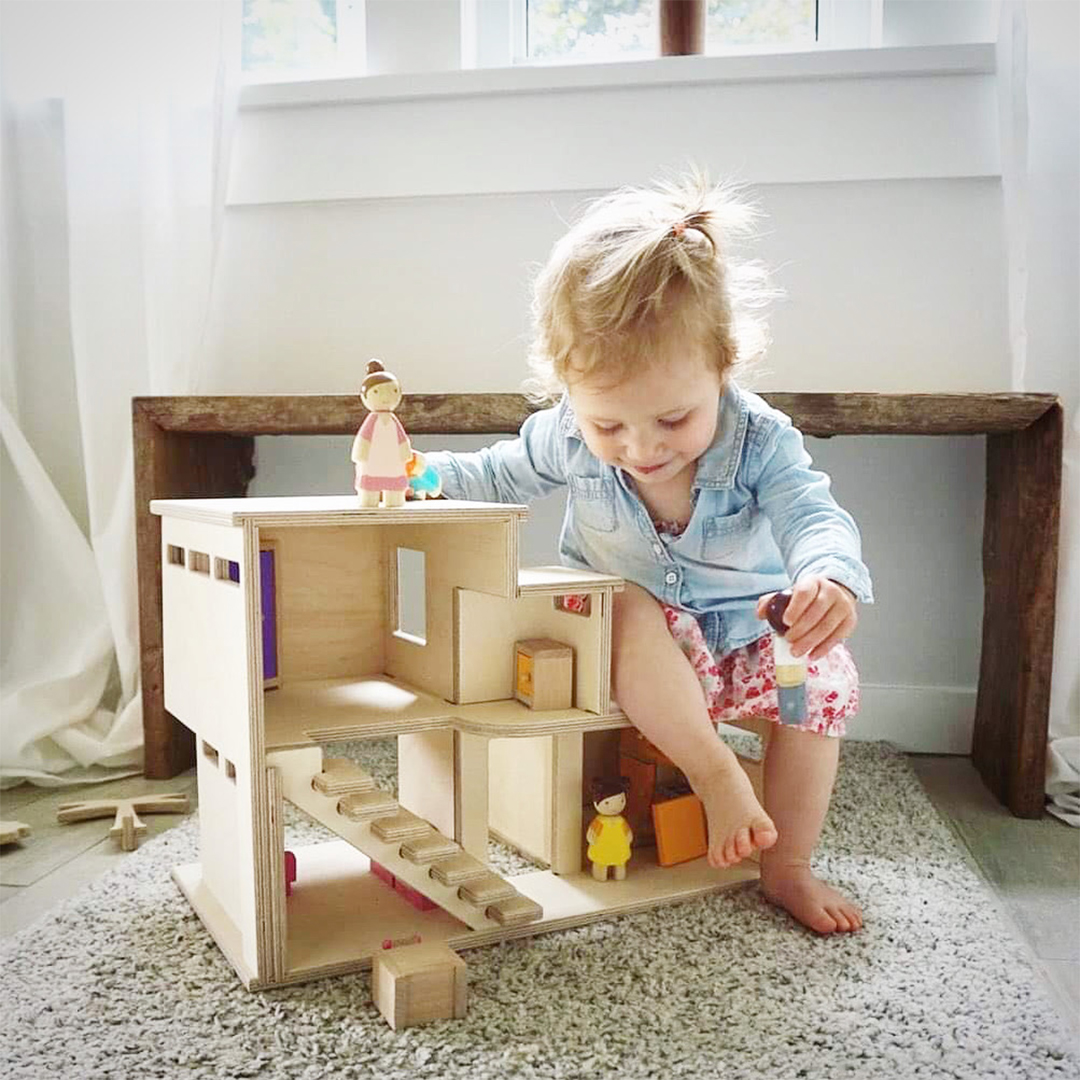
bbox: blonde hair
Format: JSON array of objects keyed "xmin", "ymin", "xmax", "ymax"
[{"xmin": 525, "ymin": 172, "xmax": 774, "ymax": 402}]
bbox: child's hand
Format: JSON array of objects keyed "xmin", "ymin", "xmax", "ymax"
[{"xmin": 756, "ymin": 577, "xmax": 857, "ymax": 662}]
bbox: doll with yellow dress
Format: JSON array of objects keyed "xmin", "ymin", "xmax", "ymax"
[{"xmin": 586, "ymin": 777, "xmax": 633, "ymax": 881}]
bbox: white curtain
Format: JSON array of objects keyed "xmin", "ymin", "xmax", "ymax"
[
  {"xmin": 998, "ymin": 0, "xmax": 1080, "ymax": 825},
  {"xmin": 0, "ymin": 1, "xmax": 239, "ymax": 786}
]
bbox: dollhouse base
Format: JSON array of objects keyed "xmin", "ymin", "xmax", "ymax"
[{"xmin": 174, "ymin": 840, "xmax": 758, "ymax": 990}]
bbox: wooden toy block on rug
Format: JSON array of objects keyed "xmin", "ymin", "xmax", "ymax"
[
  {"xmin": 57, "ymin": 793, "xmax": 190, "ymax": 851},
  {"xmin": 0, "ymin": 821, "xmax": 31, "ymax": 846},
  {"xmin": 371, "ymin": 942, "xmax": 467, "ymax": 1030}
]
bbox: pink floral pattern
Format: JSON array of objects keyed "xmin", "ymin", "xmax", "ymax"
[{"xmin": 661, "ymin": 605, "xmax": 859, "ymax": 737}]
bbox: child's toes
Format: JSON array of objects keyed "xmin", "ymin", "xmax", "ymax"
[
  {"xmin": 733, "ymin": 826, "xmax": 754, "ymax": 860},
  {"xmin": 824, "ymin": 905, "xmax": 851, "ymax": 932},
  {"xmin": 751, "ymin": 819, "xmax": 778, "ymax": 852}
]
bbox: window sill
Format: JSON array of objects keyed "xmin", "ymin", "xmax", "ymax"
[
  {"xmin": 239, "ymin": 42, "xmax": 994, "ymax": 111},
  {"xmin": 229, "ymin": 42, "xmax": 999, "ymax": 206}
]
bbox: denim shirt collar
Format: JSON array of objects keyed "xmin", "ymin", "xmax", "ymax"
[{"xmin": 557, "ymin": 381, "xmax": 748, "ymax": 492}]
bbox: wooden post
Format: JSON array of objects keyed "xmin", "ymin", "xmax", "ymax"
[
  {"xmin": 973, "ymin": 401, "xmax": 1062, "ymax": 817},
  {"xmin": 660, "ymin": 0, "xmax": 705, "ymax": 56}
]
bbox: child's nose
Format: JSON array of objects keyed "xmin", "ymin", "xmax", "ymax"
[{"xmin": 626, "ymin": 429, "xmax": 662, "ymax": 462}]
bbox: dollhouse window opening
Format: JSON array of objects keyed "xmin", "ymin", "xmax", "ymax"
[
  {"xmin": 167, "ymin": 544, "xmax": 185, "ymax": 567},
  {"xmin": 214, "ymin": 557, "xmax": 241, "ymax": 585},
  {"xmin": 394, "ymin": 547, "xmax": 427, "ymax": 646},
  {"xmin": 202, "ymin": 740, "xmax": 220, "ymax": 766},
  {"xmin": 189, "ymin": 550, "xmax": 211, "ymax": 575},
  {"xmin": 554, "ymin": 593, "xmax": 591, "ymax": 617},
  {"xmin": 225, "ymin": 759, "xmax": 237, "ymax": 782}
]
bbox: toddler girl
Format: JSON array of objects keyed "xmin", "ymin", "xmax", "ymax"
[{"xmin": 425, "ymin": 175, "xmax": 873, "ymax": 935}]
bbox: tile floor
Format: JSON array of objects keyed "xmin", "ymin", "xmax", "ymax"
[{"xmin": 1, "ymin": 755, "xmax": 1076, "ymax": 1048}]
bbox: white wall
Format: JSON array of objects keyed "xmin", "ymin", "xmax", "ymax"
[{"xmin": 207, "ymin": 14, "xmax": 1076, "ymax": 753}]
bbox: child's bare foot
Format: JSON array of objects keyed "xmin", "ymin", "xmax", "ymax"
[
  {"xmin": 760, "ymin": 861, "xmax": 864, "ymax": 934},
  {"xmin": 690, "ymin": 757, "xmax": 778, "ymax": 869}
]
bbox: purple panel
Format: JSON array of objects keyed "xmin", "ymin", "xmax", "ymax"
[
  {"xmin": 260, "ymin": 549, "xmax": 277, "ymax": 681},
  {"xmin": 228, "ymin": 560, "xmax": 240, "ymax": 583}
]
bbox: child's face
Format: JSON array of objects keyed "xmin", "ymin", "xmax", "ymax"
[{"xmin": 568, "ymin": 353, "xmax": 722, "ymax": 489}]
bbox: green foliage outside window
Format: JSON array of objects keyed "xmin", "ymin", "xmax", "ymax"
[
  {"xmin": 527, "ymin": 0, "xmax": 816, "ymax": 60},
  {"xmin": 242, "ymin": 0, "xmax": 337, "ymax": 73}
]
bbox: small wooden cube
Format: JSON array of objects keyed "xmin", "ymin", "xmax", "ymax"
[
  {"xmin": 652, "ymin": 793, "xmax": 708, "ymax": 867},
  {"xmin": 371, "ymin": 942, "xmax": 467, "ymax": 1030},
  {"xmin": 514, "ymin": 638, "xmax": 573, "ymax": 711}
]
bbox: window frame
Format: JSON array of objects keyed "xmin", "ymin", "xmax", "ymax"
[{"xmin": 239, "ymin": 0, "xmax": 885, "ymax": 85}]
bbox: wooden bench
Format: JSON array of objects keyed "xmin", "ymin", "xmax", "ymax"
[{"xmin": 132, "ymin": 392, "xmax": 1062, "ymax": 817}]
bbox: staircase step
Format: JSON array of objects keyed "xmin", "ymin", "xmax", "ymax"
[
  {"xmin": 486, "ymin": 894, "xmax": 544, "ymax": 927},
  {"xmin": 370, "ymin": 811, "xmax": 433, "ymax": 842},
  {"xmin": 399, "ymin": 833, "xmax": 461, "ymax": 865},
  {"xmin": 457, "ymin": 872, "xmax": 517, "ymax": 905},
  {"xmin": 337, "ymin": 790, "xmax": 398, "ymax": 821},
  {"xmin": 312, "ymin": 757, "xmax": 375, "ymax": 796},
  {"xmin": 429, "ymin": 853, "xmax": 489, "ymax": 887}
]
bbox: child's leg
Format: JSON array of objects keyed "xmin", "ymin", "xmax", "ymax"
[
  {"xmin": 611, "ymin": 584, "xmax": 777, "ymax": 869},
  {"xmin": 758, "ymin": 724, "xmax": 863, "ymax": 933}
]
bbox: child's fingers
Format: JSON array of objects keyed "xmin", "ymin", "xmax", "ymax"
[
  {"xmin": 790, "ymin": 608, "xmax": 843, "ymax": 656},
  {"xmin": 786, "ymin": 585, "xmax": 833, "ymax": 642},
  {"xmin": 808, "ymin": 615, "xmax": 857, "ymax": 661},
  {"xmin": 784, "ymin": 577, "xmax": 822, "ymax": 626},
  {"xmin": 756, "ymin": 592, "xmax": 777, "ymax": 620}
]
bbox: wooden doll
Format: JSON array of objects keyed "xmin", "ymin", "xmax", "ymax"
[
  {"xmin": 352, "ymin": 359, "xmax": 413, "ymax": 508},
  {"xmin": 766, "ymin": 589, "xmax": 808, "ymax": 724},
  {"xmin": 586, "ymin": 777, "xmax": 633, "ymax": 881}
]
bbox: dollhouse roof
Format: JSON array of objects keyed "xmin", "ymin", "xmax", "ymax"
[{"xmin": 151, "ymin": 495, "xmax": 529, "ymax": 527}]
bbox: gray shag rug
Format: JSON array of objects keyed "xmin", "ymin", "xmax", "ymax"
[{"xmin": 2, "ymin": 740, "xmax": 1076, "ymax": 1080}]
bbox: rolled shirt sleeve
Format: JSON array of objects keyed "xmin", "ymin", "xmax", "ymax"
[
  {"xmin": 752, "ymin": 422, "xmax": 874, "ymax": 604},
  {"xmin": 423, "ymin": 403, "xmax": 569, "ymax": 505}
]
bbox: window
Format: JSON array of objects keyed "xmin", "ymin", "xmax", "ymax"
[
  {"xmin": 394, "ymin": 548, "xmax": 427, "ymax": 646},
  {"xmin": 525, "ymin": 1, "xmax": 818, "ymax": 63},
  {"xmin": 214, "ymin": 557, "xmax": 241, "ymax": 584},
  {"xmin": 240, "ymin": 0, "xmax": 877, "ymax": 83},
  {"xmin": 242, "ymin": 0, "xmax": 365, "ymax": 80}
]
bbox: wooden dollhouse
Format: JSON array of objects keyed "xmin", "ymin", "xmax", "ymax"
[{"xmin": 153, "ymin": 495, "xmax": 761, "ymax": 990}]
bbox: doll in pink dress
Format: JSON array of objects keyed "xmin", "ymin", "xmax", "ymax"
[{"xmin": 352, "ymin": 359, "xmax": 412, "ymax": 508}]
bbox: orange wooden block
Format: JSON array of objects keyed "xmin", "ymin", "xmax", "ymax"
[{"xmin": 652, "ymin": 794, "xmax": 707, "ymax": 867}]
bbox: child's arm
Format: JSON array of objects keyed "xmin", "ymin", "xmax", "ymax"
[
  {"xmin": 422, "ymin": 402, "xmax": 568, "ymax": 504},
  {"xmin": 752, "ymin": 421, "xmax": 872, "ymax": 659}
]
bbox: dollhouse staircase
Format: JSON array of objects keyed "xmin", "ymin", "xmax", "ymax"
[{"xmin": 311, "ymin": 757, "xmax": 543, "ymax": 930}]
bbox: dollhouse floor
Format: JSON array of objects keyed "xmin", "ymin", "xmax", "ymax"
[
  {"xmin": 262, "ymin": 675, "xmax": 608, "ymax": 751},
  {"xmin": 175, "ymin": 838, "xmax": 759, "ymax": 988}
]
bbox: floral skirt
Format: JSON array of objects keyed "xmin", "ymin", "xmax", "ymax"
[{"xmin": 661, "ymin": 605, "xmax": 860, "ymax": 737}]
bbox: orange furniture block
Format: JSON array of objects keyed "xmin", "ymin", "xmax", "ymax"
[{"xmin": 652, "ymin": 794, "xmax": 708, "ymax": 867}]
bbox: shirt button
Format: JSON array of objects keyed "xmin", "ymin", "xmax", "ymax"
[
  {"xmin": 653, "ymin": 544, "xmax": 663, "ymax": 555},
  {"xmin": 665, "ymin": 571, "xmax": 678, "ymax": 585}
]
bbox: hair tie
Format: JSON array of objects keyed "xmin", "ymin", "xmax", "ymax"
[{"xmin": 671, "ymin": 221, "xmax": 687, "ymax": 238}]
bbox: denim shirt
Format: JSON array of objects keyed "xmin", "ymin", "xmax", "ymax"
[{"xmin": 425, "ymin": 382, "xmax": 873, "ymax": 658}]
